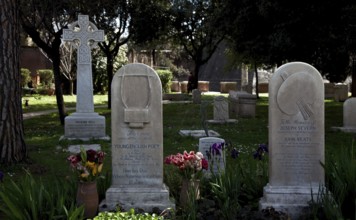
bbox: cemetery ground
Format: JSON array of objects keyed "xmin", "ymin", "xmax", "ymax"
[{"xmin": 0, "ymin": 94, "xmax": 355, "ymax": 219}]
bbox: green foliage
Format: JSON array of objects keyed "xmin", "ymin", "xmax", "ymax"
[
  {"xmin": 321, "ymin": 141, "xmax": 356, "ymax": 220},
  {"xmin": 210, "ymin": 169, "xmax": 242, "ymax": 219},
  {"xmin": 21, "ymin": 68, "xmax": 31, "ymax": 87},
  {"xmin": 94, "ymin": 208, "xmax": 164, "ymax": 220},
  {"xmin": 37, "ymin": 69, "xmax": 54, "ymax": 87},
  {"xmin": 0, "ymin": 170, "xmax": 84, "ymax": 220},
  {"xmin": 156, "ymin": 69, "xmax": 173, "ymax": 93},
  {"xmin": 2, "ymin": 94, "xmax": 356, "ymax": 219}
]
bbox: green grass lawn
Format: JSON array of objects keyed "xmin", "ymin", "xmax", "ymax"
[
  {"xmin": 1, "ymin": 93, "xmax": 355, "ymax": 219},
  {"xmin": 5, "ymin": 93, "xmax": 355, "ymax": 183},
  {"xmin": 21, "ymin": 94, "xmax": 108, "ymax": 113}
]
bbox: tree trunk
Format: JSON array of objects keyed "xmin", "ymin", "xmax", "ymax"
[
  {"xmin": 352, "ymin": 56, "xmax": 356, "ymax": 97},
  {"xmin": 254, "ymin": 62, "xmax": 259, "ymax": 99},
  {"xmin": 193, "ymin": 62, "xmax": 200, "ymax": 90},
  {"xmin": 69, "ymin": 79, "xmax": 74, "ymax": 96},
  {"xmin": 0, "ymin": 0, "xmax": 27, "ymax": 164},
  {"xmin": 51, "ymin": 36, "xmax": 67, "ymax": 125},
  {"xmin": 107, "ymin": 55, "xmax": 114, "ymax": 109}
]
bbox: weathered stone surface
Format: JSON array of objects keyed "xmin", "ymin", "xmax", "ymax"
[
  {"xmin": 259, "ymin": 62, "xmax": 325, "ymax": 219},
  {"xmin": 331, "ymin": 97, "xmax": 356, "ymax": 133},
  {"xmin": 198, "ymin": 137, "xmax": 225, "ymax": 175},
  {"xmin": 207, "ymin": 96, "xmax": 237, "ymax": 124},
  {"xmin": 62, "ymin": 15, "xmax": 108, "ymax": 140},
  {"xmin": 101, "ymin": 63, "xmax": 174, "ymax": 212}
]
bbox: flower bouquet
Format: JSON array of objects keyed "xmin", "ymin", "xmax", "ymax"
[
  {"xmin": 164, "ymin": 150, "xmax": 208, "ymax": 180},
  {"xmin": 67, "ymin": 147, "xmax": 105, "ymax": 182}
]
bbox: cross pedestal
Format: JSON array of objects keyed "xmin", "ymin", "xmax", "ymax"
[{"xmin": 61, "ymin": 15, "xmax": 109, "ymax": 140}]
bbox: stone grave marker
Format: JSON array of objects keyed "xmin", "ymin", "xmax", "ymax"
[
  {"xmin": 67, "ymin": 144, "xmax": 101, "ymax": 154},
  {"xmin": 198, "ymin": 137, "xmax": 225, "ymax": 175},
  {"xmin": 259, "ymin": 62, "xmax": 325, "ymax": 219},
  {"xmin": 207, "ymin": 96, "xmax": 237, "ymax": 124},
  {"xmin": 62, "ymin": 15, "xmax": 108, "ymax": 140},
  {"xmin": 343, "ymin": 98, "xmax": 356, "ymax": 129},
  {"xmin": 101, "ymin": 63, "xmax": 174, "ymax": 212},
  {"xmin": 192, "ymin": 89, "xmax": 201, "ymax": 104},
  {"xmin": 331, "ymin": 97, "xmax": 356, "ymax": 133},
  {"xmin": 179, "ymin": 129, "xmax": 220, "ymax": 138}
]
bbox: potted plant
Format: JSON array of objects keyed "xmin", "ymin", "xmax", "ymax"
[
  {"xmin": 67, "ymin": 147, "xmax": 105, "ymax": 218},
  {"xmin": 164, "ymin": 150, "xmax": 208, "ymax": 206}
]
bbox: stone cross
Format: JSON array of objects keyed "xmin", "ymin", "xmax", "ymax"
[{"xmin": 63, "ymin": 15, "xmax": 104, "ymax": 113}]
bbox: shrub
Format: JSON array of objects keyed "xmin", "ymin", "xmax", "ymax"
[
  {"xmin": 156, "ymin": 69, "xmax": 173, "ymax": 93},
  {"xmin": 37, "ymin": 69, "xmax": 54, "ymax": 87},
  {"xmin": 95, "ymin": 208, "xmax": 165, "ymax": 220},
  {"xmin": 21, "ymin": 68, "xmax": 32, "ymax": 87},
  {"xmin": 321, "ymin": 142, "xmax": 356, "ymax": 220},
  {"xmin": 0, "ymin": 170, "xmax": 84, "ymax": 220}
]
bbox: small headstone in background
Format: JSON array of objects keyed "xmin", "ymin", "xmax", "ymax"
[
  {"xmin": 259, "ymin": 62, "xmax": 325, "ymax": 219},
  {"xmin": 214, "ymin": 96, "xmax": 229, "ymax": 120},
  {"xmin": 101, "ymin": 63, "xmax": 174, "ymax": 212},
  {"xmin": 228, "ymin": 91, "xmax": 257, "ymax": 118},
  {"xmin": 207, "ymin": 96, "xmax": 237, "ymax": 124},
  {"xmin": 198, "ymin": 137, "xmax": 225, "ymax": 175},
  {"xmin": 331, "ymin": 97, "xmax": 356, "ymax": 133},
  {"xmin": 192, "ymin": 89, "xmax": 201, "ymax": 104},
  {"xmin": 343, "ymin": 98, "xmax": 356, "ymax": 128},
  {"xmin": 333, "ymin": 83, "xmax": 349, "ymax": 102}
]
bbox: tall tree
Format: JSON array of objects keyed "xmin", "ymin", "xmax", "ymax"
[
  {"xmin": 169, "ymin": 0, "xmax": 225, "ymax": 89},
  {"xmin": 19, "ymin": 1, "xmax": 70, "ymax": 125},
  {"xmin": 222, "ymin": 0, "xmax": 353, "ymax": 84},
  {"xmin": 60, "ymin": 42, "xmax": 76, "ymax": 96},
  {"xmin": 0, "ymin": 0, "xmax": 27, "ymax": 164}
]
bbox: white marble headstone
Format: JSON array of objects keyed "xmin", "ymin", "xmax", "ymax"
[
  {"xmin": 259, "ymin": 62, "xmax": 325, "ymax": 218},
  {"xmin": 331, "ymin": 97, "xmax": 356, "ymax": 133},
  {"xmin": 192, "ymin": 89, "xmax": 201, "ymax": 104},
  {"xmin": 213, "ymin": 96, "xmax": 229, "ymax": 121},
  {"xmin": 198, "ymin": 137, "xmax": 225, "ymax": 175},
  {"xmin": 343, "ymin": 98, "xmax": 356, "ymax": 128},
  {"xmin": 101, "ymin": 63, "xmax": 174, "ymax": 212},
  {"xmin": 207, "ymin": 96, "xmax": 237, "ymax": 124},
  {"xmin": 62, "ymin": 15, "xmax": 108, "ymax": 140}
]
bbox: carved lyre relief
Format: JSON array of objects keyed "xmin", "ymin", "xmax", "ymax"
[{"xmin": 120, "ymin": 66, "xmax": 151, "ymax": 128}]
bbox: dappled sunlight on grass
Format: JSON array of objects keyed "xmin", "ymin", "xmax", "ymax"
[{"xmin": 22, "ymin": 94, "xmax": 108, "ymax": 113}]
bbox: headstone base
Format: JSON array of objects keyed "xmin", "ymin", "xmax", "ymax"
[
  {"xmin": 62, "ymin": 112, "xmax": 110, "ymax": 141},
  {"xmin": 259, "ymin": 184, "xmax": 321, "ymax": 219},
  {"xmin": 67, "ymin": 144, "xmax": 101, "ymax": 154},
  {"xmin": 100, "ymin": 185, "xmax": 175, "ymax": 212},
  {"xmin": 206, "ymin": 119, "xmax": 238, "ymax": 124},
  {"xmin": 331, "ymin": 126, "xmax": 356, "ymax": 133},
  {"xmin": 179, "ymin": 129, "xmax": 220, "ymax": 138}
]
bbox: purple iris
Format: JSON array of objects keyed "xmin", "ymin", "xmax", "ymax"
[
  {"xmin": 210, "ymin": 142, "xmax": 224, "ymax": 156},
  {"xmin": 0, "ymin": 171, "xmax": 4, "ymax": 182},
  {"xmin": 259, "ymin": 144, "xmax": 268, "ymax": 153},
  {"xmin": 253, "ymin": 143, "xmax": 268, "ymax": 160}
]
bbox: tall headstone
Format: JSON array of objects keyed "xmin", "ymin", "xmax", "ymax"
[
  {"xmin": 259, "ymin": 62, "xmax": 325, "ymax": 219},
  {"xmin": 62, "ymin": 15, "xmax": 108, "ymax": 140},
  {"xmin": 101, "ymin": 63, "xmax": 174, "ymax": 211},
  {"xmin": 198, "ymin": 137, "xmax": 225, "ymax": 175}
]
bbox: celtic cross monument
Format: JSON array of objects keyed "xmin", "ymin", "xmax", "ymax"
[{"xmin": 62, "ymin": 15, "xmax": 108, "ymax": 140}]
